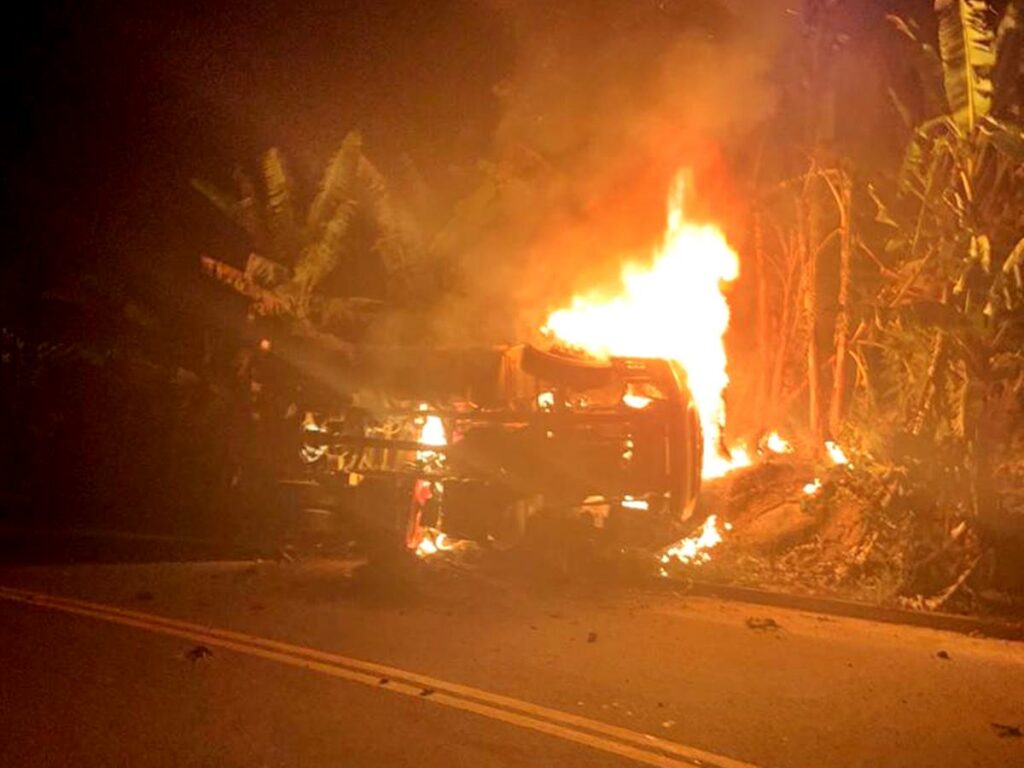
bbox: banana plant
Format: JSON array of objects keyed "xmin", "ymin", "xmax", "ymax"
[
  {"xmin": 855, "ymin": 0, "xmax": 1024, "ymax": 516},
  {"xmin": 193, "ymin": 131, "xmax": 422, "ymax": 335}
]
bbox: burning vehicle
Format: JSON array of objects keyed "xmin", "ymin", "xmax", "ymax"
[
  {"xmin": 200, "ymin": 166, "xmax": 740, "ymax": 559},
  {"xmin": 265, "ymin": 341, "xmax": 703, "ymax": 555}
]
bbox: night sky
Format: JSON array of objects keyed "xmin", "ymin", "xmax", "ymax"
[
  {"xmin": 5, "ymin": 1, "xmax": 513, "ymax": 315},
  {"xmin": 4, "ymin": 0, "xmax": 924, "ymax": 342}
]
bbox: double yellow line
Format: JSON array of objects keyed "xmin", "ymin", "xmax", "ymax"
[{"xmin": 0, "ymin": 585, "xmax": 756, "ymax": 768}]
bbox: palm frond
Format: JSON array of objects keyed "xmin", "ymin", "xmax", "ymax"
[
  {"xmin": 307, "ymin": 130, "xmax": 362, "ymax": 234},
  {"xmin": 191, "ymin": 178, "xmax": 257, "ymax": 242},
  {"xmin": 935, "ymin": 0, "xmax": 997, "ymax": 133},
  {"xmin": 200, "ymin": 256, "xmax": 293, "ymax": 316},
  {"xmin": 357, "ymin": 155, "xmax": 421, "ymax": 277},
  {"xmin": 262, "ymin": 147, "xmax": 299, "ymax": 262},
  {"xmin": 293, "ymin": 199, "xmax": 359, "ymax": 296},
  {"xmin": 244, "ymin": 253, "xmax": 291, "ymax": 290},
  {"xmin": 232, "ymin": 168, "xmax": 265, "ymax": 246}
]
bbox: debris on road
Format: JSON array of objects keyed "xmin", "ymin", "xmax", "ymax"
[
  {"xmin": 936, "ymin": 650, "xmax": 950, "ymax": 660},
  {"xmin": 419, "ymin": 687, "xmax": 435, "ymax": 697},
  {"xmin": 184, "ymin": 644, "xmax": 213, "ymax": 662},
  {"xmin": 990, "ymin": 723, "xmax": 1022, "ymax": 738},
  {"xmin": 587, "ymin": 631, "xmax": 598, "ymax": 643},
  {"xmin": 745, "ymin": 617, "xmax": 781, "ymax": 632}
]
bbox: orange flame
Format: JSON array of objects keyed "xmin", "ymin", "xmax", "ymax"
[
  {"xmin": 415, "ymin": 528, "xmax": 453, "ymax": 558},
  {"xmin": 543, "ymin": 171, "xmax": 744, "ymax": 478},
  {"xmin": 825, "ymin": 440, "xmax": 849, "ymax": 466},
  {"xmin": 660, "ymin": 514, "xmax": 730, "ymax": 570},
  {"xmin": 765, "ymin": 431, "xmax": 793, "ymax": 454}
]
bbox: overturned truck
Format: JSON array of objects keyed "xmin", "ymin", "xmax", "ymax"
[{"xmin": 261, "ymin": 339, "xmax": 704, "ymax": 555}]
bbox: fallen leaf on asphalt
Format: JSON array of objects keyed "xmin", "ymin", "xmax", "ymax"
[
  {"xmin": 746, "ymin": 617, "xmax": 781, "ymax": 632},
  {"xmin": 587, "ymin": 631, "xmax": 598, "ymax": 643},
  {"xmin": 184, "ymin": 645, "xmax": 213, "ymax": 662},
  {"xmin": 991, "ymin": 723, "xmax": 1022, "ymax": 738},
  {"xmin": 936, "ymin": 650, "xmax": 950, "ymax": 660}
]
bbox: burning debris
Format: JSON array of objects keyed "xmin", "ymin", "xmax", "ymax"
[
  {"xmin": 764, "ymin": 432, "xmax": 793, "ymax": 455},
  {"xmin": 414, "ymin": 528, "xmax": 454, "ymax": 558},
  {"xmin": 803, "ymin": 478, "xmax": 823, "ymax": 496},
  {"xmin": 659, "ymin": 514, "xmax": 733, "ymax": 573},
  {"xmin": 825, "ymin": 440, "xmax": 850, "ymax": 467}
]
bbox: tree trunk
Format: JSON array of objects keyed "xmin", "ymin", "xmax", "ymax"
[
  {"xmin": 754, "ymin": 209, "xmax": 771, "ymax": 426},
  {"xmin": 803, "ymin": 186, "xmax": 824, "ymax": 451},
  {"xmin": 910, "ymin": 329, "xmax": 947, "ymax": 437},
  {"xmin": 828, "ymin": 171, "xmax": 852, "ymax": 438}
]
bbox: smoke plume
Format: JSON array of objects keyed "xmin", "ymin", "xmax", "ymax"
[{"xmin": 432, "ymin": 0, "xmax": 789, "ymax": 345}]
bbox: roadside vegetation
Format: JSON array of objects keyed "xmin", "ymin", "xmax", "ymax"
[{"xmin": 2, "ymin": 1, "xmax": 1021, "ymax": 613}]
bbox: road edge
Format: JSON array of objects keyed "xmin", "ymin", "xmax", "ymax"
[{"xmin": 661, "ymin": 579, "xmax": 1024, "ymax": 641}]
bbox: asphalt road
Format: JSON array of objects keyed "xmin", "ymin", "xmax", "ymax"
[{"xmin": 1, "ymin": 557, "xmax": 1022, "ymax": 768}]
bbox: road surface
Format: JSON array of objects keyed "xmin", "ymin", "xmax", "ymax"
[{"xmin": 1, "ymin": 557, "xmax": 1022, "ymax": 767}]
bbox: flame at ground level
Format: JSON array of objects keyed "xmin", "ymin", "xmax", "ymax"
[
  {"xmin": 543, "ymin": 172, "xmax": 744, "ymax": 479},
  {"xmin": 660, "ymin": 514, "xmax": 730, "ymax": 570},
  {"xmin": 415, "ymin": 528, "xmax": 452, "ymax": 557}
]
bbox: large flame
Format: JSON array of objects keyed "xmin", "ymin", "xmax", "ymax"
[{"xmin": 544, "ymin": 172, "xmax": 745, "ymax": 478}]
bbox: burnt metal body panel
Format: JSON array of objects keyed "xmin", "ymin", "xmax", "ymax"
[{"xmin": 266, "ymin": 343, "xmax": 703, "ymax": 545}]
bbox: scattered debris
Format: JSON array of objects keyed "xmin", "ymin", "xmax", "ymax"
[
  {"xmin": 745, "ymin": 617, "xmax": 781, "ymax": 632},
  {"xmin": 134, "ymin": 590, "xmax": 154, "ymax": 602},
  {"xmin": 587, "ymin": 631, "xmax": 599, "ymax": 643},
  {"xmin": 921, "ymin": 556, "xmax": 982, "ymax": 612},
  {"xmin": 990, "ymin": 723, "xmax": 1023, "ymax": 738},
  {"xmin": 184, "ymin": 644, "xmax": 213, "ymax": 662},
  {"xmin": 936, "ymin": 650, "xmax": 950, "ymax": 660}
]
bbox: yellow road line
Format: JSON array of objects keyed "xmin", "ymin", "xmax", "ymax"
[{"xmin": 0, "ymin": 585, "xmax": 758, "ymax": 768}]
